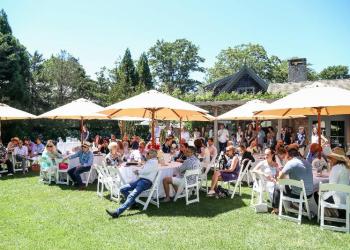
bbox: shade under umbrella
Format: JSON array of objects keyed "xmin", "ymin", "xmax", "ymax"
[
  {"xmin": 99, "ymin": 90, "xmax": 209, "ymax": 145},
  {"xmin": 254, "ymin": 86, "xmax": 350, "ymax": 158},
  {"xmin": 0, "ymin": 103, "xmax": 37, "ymax": 139},
  {"xmin": 38, "ymin": 98, "xmax": 108, "ymax": 143}
]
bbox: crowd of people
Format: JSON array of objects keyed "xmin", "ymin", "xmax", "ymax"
[{"xmin": 1, "ymin": 121, "xmax": 349, "ymax": 221}]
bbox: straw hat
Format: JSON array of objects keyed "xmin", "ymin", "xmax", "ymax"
[
  {"xmin": 327, "ymin": 147, "xmax": 349, "ymax": 165},
  {"xmin": 11, "ymin": 137, "xmax": 19, "ymax": 142},
  {"xmin": 82, "ymin": 141, "xmax": 91, "ymax": 147}
]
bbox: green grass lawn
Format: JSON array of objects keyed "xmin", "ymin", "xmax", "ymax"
[{"xmin": 0, "ymin": 172, "xmax": 349, "ymax": 250}]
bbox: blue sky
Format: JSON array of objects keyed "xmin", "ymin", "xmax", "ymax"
[{"xmin": 2, "ymin": 0, "xmax": 350, "ymax": 80}]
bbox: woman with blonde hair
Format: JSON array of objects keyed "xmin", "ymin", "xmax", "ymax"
[{"xmin": 40, "ymin": 140, "xmax": 63, "ymax": 172}]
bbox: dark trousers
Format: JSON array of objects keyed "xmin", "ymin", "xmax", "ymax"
[
  {"xmin": 68, "ymin": 166, "xmax": 91, "ymax": 186},
  {"xmin": 219, "ymin": 142, "xmax": 227, "ymax": 152},
  {"xmin": 0, "ymin": 159, "xmax": 14, "ymax": 174},
  {"xmin": 272, "ymin": 185, "xmax": 313, "ymax": 209}
]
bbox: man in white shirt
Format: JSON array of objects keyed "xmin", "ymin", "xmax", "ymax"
[
  {"xmin": 218, "ymin": 124, "xmax": 229, "ymax": 152},
  {"xmin": 207, "ymin": 138, "xmax": 218, "ymax": 161},
  {"xmin": 106, "ymin": 149, "xmax": 159, "ymax": 218},
  {"xmin": 14, "ymin": 140, "xmax": 28, "ymax": 173},
  {"xmin": 181, "ymin": 127, "xmax": 190, "ymax": 143}
]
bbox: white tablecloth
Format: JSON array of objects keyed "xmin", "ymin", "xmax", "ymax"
[
  {"xmin": 69, "ymin": 154, "xmax": 105, "ymax": 184},
  {"xmin": 57, "ymin": 141, "xmax": 81, "ymax": 154},
  {"xmin": 118, "ymin": 161, "xmax": 182, "ymax": 198}
]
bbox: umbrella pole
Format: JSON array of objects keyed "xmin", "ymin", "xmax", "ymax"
[
  {"xmin": 317, "ymin": 108, "xmax": 322, "ymax": 159},
  {"xmin": 0, "ymin": 118, "xmax": 2, "ymax": 141},
  {"xmin": 80, "ymin": 117, "xmax": 84, "ymax": 144},
  {"xmin": 179, "ymin": 118, "xmax": 182, "ymax": 143},
  {"xmin": 151, "ymin": 109, "xmax": 155, "ymax": 147}
]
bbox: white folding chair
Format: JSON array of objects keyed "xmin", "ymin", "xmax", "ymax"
[
  {"xmin": 135, "ymin": 171, "xmax": 160, "ymax": 210},
  {"xmin": 318, "ymin": 182, "xmax": 350, "ymax": 233},
  {"xmin": 278, "ymin": 179, "xmax": 311, "ymax": 224},
  {"xmin": 82, "ymin": 165, "xmax": 97, "ymax": 187},
  {"xmin": 213, "ymin": 151, "xmax": 224, "ymax": 171},
  {"xmin": 108, "ymin": 166, "xmax": 127, "ymax": 202},
  {"xmin": 250, "ymin": 170, "xmax": 272, "ymax": 212},
  {"xmin": 199, "ymin": 161, "xmax": 211, "ymax": 193},
  {"xmin": 38, "ymin": 157, "xmax": 56, "ymax": 184},
  {"xmin": 95, "ymin": 164, "xmax": 112, "ymax": 198},
  {"xmin": 174, "ymin": 168, "xmax": 201, "ymax": 205},
  {"xmin": 0, "ymin": 162, "xmax": 8, "ymax": 174},
  {"xmin": 239, "ymin": 159, "xmax": 253, "ymax": 186},
  {"xmin": 11, "ymin": 154, "xmax": 28, "ymax": 172}
]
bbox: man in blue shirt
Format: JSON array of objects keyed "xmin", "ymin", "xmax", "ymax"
[
  {"xmin": 65, "ymin": 141, "xmax": 94, "ymax": 190},
  {"xmin": 271, "ymin": 147, "xmax": 314, "ymax": 213}
]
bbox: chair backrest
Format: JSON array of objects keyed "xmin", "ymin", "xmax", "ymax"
[
  {"xmin": 319, "ymin": 183, "xmax": 350, "ymax": 194},
  {"xmin": 210, "ymin": 152, "xmax": 218, "ymax": 165},
  {"xmin": 278, "ymin": 178, "xmax": 307, "ymax": 200},
  {"xmin": 240, "ymin": 158, "xmax": 250, "ymax": 169},
  {"xmin": 184, "ymin": 168, "xmax": 201, "ymax": 186}
]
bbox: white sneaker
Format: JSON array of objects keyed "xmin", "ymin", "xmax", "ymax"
[{"xmin": 207, "ymin": 190, "xmax": 216, "ymax": 196}]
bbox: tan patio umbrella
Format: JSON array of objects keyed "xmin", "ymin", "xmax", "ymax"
[
  {"xmin": 217, "ymin": 99, "xmax": 304, "ymax": 121},
  {"xmin": 0, "ymin": 103, "xmax": 37, "ymax": 140},
  {"xmin": 99, "ymin": 90, "xmax": 209, "ymax": 146},
  {"xmin": 38, "ymin": 98, "xmax": 108, "ymax": 143},
  {"xmin": 254, "ymin": 86, "xmax": 350, "ymax": 157}
]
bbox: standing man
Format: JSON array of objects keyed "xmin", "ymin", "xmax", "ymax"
[
  {"xmin": 218, "ymin": 124, "xmax": 229, "ymax": 152},
  {"xmin": 295, "ymin": 126, "xmax": 306, "ymax": 157}
]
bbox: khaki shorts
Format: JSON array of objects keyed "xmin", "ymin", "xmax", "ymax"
[{"xmin": 172, "ymin": 177, "xmax": 184, "ymax": 187}]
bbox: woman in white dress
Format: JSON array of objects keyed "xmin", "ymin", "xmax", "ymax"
[{"xmin": 252, "ymin": 148, "xmax": 279, "ymax": 202}]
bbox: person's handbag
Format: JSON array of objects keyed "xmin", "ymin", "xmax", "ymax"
[
  {"xmin": 58, "ymin": 162, "xmax": 69, "ymax": 170},
  {"xmin": 31, "ymin": 163, "xmax": 40, "ymax": 172}
]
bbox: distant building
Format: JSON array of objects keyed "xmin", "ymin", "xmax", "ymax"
[
  {"xmin": 204, "ymin": 65, "xmax": 268, "ymax": 96},
  {"xmin": 197, "ymin": 58, "xmax": 350, "ymax": 149}
]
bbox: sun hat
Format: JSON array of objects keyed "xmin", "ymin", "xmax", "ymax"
[
  {"xmin": 82, "ymin": 141, "xmax": 91, "ymax": 147},
  {"xmin": 11, "ymin": 137, "xmax": 20, "ymax": 142},
  {"xmin": 327, "ymin": 147, "xmax": 349, "ymax": 165}
]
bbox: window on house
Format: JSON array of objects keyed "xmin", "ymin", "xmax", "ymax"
[{"xmin": 237, "ymin": 87, "xmax": 255, "ymax": 94}]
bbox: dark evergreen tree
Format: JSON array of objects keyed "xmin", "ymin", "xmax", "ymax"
[
  {"xmin": 137, "ymin": 52, "xmax": 153, "ymax": 90},
  {"xmin": 0, "ymin": 9, "xmax": 12, "ymax": 34}
]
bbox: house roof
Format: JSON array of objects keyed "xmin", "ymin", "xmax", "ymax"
[
  {"xmin": 267, "ymin": 79, "xmax": 350, "ymax": 94},
  {"xmin": 205, "ymin": 66, "xmax": 268, "ymax": 95}
]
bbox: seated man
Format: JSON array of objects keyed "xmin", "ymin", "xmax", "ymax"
[
  {"xmin": 174, "ymin": 143, "xmax": 188, "ymax": 163},
  {"xmin": 0, "ymin": 140, "xmax": 14, "ymax": 176},
  {"xmin": 208, "ymin": 146, "xmax": 240, "ymax": 196},
  {"xmin": 238, "ymin": 145, "xmax": 255, "ymax": 169},
  {"xmin": 14, "ymin": 140, "xmax": 29, "ymax": 174},
  {"xmin": 65, "ymin": 141, "xmax": 94, "ymax": 190},
  {"xmin": 271, "ymin": 147, "xmax": 314, "ymax": 214},
  {"xmin": 106, "ymin": 149, "xmax": 159, "ymax": 218},
  {"xmin": 162, "ymin": 146, "xmax": 201, "ymax": 202},
  {"xmin": 32, "ymin": 138, "xmax": 45, "ymax": 156},
  {"xmin": 162, "ymin": 137, "xmax": 172, "ymax": 153}
]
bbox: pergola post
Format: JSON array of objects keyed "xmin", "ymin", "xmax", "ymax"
[
  {"xmin": 277, "ymin": 119, "xmax": 282, "ymax": 140},
  {"xmin": 214, "ymin": 107, "xmax": 218, "ymax": 149}
]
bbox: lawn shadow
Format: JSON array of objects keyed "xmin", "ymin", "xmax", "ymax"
[
  {"xmin": 132, "ymin": 192, "xmax": 248, "ymax": 218},
  {"xmin": 0, "ymin": 171, "xmax": 39, "ymax": 181}
]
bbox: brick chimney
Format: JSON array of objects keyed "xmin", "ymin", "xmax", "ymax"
[{"xmin": 288, "ymin": 58, "xmax": 307, "ymax": 82}]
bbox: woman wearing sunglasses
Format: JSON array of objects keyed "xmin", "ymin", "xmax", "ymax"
[{"xmin": 40, "ymin": 140, "xmax": 63, "ymax": 173}]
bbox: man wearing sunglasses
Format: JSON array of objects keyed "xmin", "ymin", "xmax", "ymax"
[{"xmin": 64, "ymin": 141, "xmax": 94, "ymax": 190}]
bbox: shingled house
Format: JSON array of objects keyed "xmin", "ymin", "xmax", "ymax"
[
  {"xmin": 195, "ymin": 58, "xmax": 350, "ymax": 149},
  {"xmin": 204, "ymin": 65, "xmax": 268, "ymax": 96}
]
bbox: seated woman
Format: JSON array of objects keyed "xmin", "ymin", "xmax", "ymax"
[
  {"xmin": 40, "ymin": 140, "xmax": 63, "ymax": 173},
  {"xmin": 194, "ymin": 138, "xmax": 210, "ymax": 164},
  {"xmin": 238, "ymin": 145, "xmax": 255, "ymax": 169},
  {"xmin": 252, "ymin": 148, "xmax": 279, "ymax": 202},
  {"xmin": 105, "ymin": 142, "xmax": 122, "ymax": 166},
  {"xmin": 322, "ymin": 147, "xmax": 350, "ymax": 218},
  {"xmin": 99, "ymin": 138, "xmax": 110, "ymax": 154},
  {"xmin": 208, "ymin": 146, "xmax": 239, "ymax": 196},
  {"xmin": 92, "ymin": 135, "xmax": 102, "ymax": 152}
]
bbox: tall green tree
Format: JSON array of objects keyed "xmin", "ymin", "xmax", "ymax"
[
  {"xmin": 0, "ymin": 9, "xmax": 12, "ymax": 35},
  {"xmin": 41, "ymin": 50, "xmax": 94, "ymax": 108},
  {"xmin": 0, "ymin": 10, "xmax": 30, "ymax": 108},
  {"xmin": 206, "ymin": 43, "xmax": 273, "ymax": 83},
  {"xmin": 148, "ymin": 39, "xmax": 205, "ymax": 94},
  {"xmin": 137, "ymin": 52, "xmax": 153, "ymax": 90},
  {"xmin": 319, "ymin": 65, "xmax": 349, "ymax": 80},
  {"xmin": 109, "ymin": 49, "xmax": 138, "ymax": 102}
]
